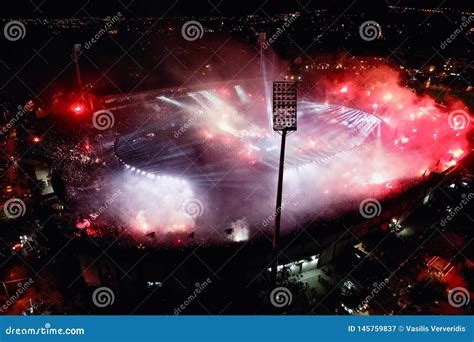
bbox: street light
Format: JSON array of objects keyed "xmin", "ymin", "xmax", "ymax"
[{"xmin": 271, "ymin": 81, "xmax": 297, "ymax": 287}]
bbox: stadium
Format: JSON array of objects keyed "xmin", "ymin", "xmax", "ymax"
[{"xmin": 62, "ymin": 72, "xmax": 471, "ymax": 255}]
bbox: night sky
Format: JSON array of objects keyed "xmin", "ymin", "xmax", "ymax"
[{"xmin": 0, "ymin": 0, "xmax": 472, "ymax": 18}]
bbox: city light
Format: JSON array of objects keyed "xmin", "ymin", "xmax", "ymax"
[{"xmin": 71, "ymin": 103, "xmax": 85, "ymax": 114}]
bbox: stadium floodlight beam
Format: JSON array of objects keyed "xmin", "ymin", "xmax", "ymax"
[{"xmin": 271, "ymin": 81, "xmax": 297, "ymax": 287}]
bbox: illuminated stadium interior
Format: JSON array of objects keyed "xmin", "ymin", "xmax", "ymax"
[{"xmin": 87, "ymin": 73, "xmax": 470, "ymax": 245}]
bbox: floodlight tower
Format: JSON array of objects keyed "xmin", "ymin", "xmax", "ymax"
[
  {"xmin": 270, "ymin": 81, "xmax": 297, "ymax": 287},
  {"xmin": 72, "ymin": 44, "xmax": 83, "ymax": 93},
  {"xmin": 71, "ymin": 44, "xmax": 93, "ymax": 114}
]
